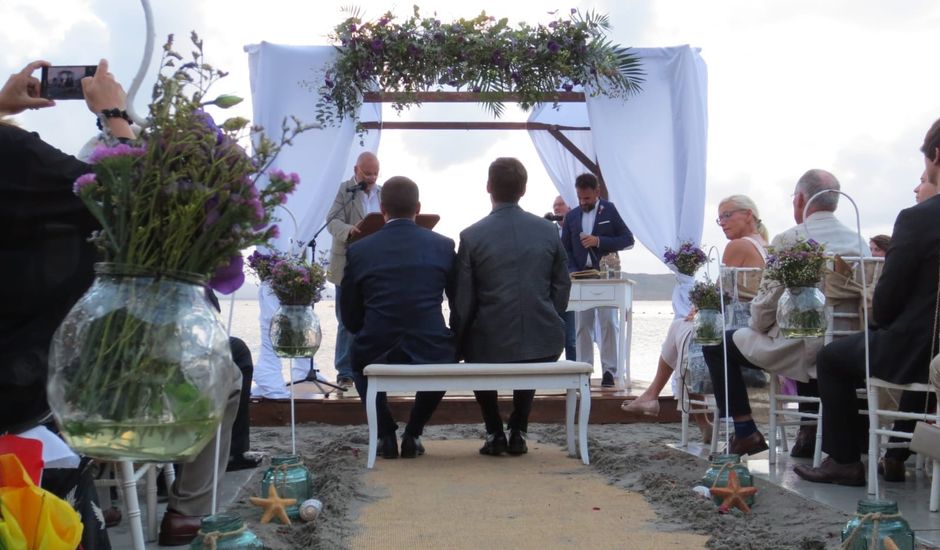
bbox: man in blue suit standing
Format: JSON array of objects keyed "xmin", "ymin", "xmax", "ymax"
[
  {"xmin": 340, "ymin": 176, "xmax": 457, "ymax": 459},
  {"xmin": 561, "ymin": 173, "xmax": 635, "ymax": 387}
]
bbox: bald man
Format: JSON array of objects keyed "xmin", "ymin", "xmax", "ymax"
[{"xmin": 326, "ymin": 152, "xmax": 382, "ymax": 388}]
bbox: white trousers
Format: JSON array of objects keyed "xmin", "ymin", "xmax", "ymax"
[
  {"xmin": 250, "ymin": 283, "xmax": 315, "ymax": 398},
  {"xmin": 575, "ymin": 307, "xmax": 619, "ymax": 375}
]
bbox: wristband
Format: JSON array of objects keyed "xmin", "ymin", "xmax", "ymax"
[{"xmin": 96, "ymin": 108, "xmax": 132, "ymax": 130}]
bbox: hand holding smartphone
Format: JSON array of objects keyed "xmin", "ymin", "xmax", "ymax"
[{"xmin": 40, "ymin": 65, "xmax": 97, "ymax": 100}]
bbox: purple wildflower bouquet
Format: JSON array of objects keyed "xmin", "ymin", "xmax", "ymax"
[
  {"xmin": 664, "ymin": 241, "xmax": 708, "ymax": 276},
  {"xmin": 248, "ymin": 251, "xmax": 327, "ymax": 306},
  {"xmin": 765, "ymin": 239, "xmax": 827, "ymax": 288},
  {"xmin": 72, "ymin": 32, "xmax": 307, "ymax": 293}
]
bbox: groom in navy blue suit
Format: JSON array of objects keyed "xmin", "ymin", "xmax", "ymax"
[
  {"xmin": 340, "ymin": 176, "xmax": 457, "ymax": 459},
  {"xmin": 561, "ymin": 173, "xmax": 634, "ymax": 387}
]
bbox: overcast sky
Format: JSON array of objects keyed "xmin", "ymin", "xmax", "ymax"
[{"xmin": 4, "ymin": 0, "xmax": 940, "ymax": 274}]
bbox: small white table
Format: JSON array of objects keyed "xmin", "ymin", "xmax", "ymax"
[{"xmin": 567, "ymin": 275, "xmax": 635, "ymax": 389}]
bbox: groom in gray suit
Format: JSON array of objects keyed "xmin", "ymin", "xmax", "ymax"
[{"xmin": 452, "ymin": 157, "xmax": 571, "ymax": 455}]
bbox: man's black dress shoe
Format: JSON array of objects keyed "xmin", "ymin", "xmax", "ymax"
[
  {"xmin": 601, "ymin": 371, "xmax": 615, "ymax": 388},
  {"xmin": 878, "ymin": 457, "xmax": 906, "ymax": 482},
  {"xmin": 508, "ymin": 430, "xmax": 528, "ymax": 455},
  {"xmin": 380, "ymin": 433, "xmax": 399, "ymax": 459},
  {"xmin": 479, "ymin": 432, "xmax": 509, "ymax": 456},
  {"xmin": 793, "ymin": 457, "xmax": 866, "ymax": 486},
  {"xmin": 226, "ymin": 452, "xmax": 263, "ymax": 472},
  {"xmin": 159, "ymin": 509, "xmax": 203, "ymax": 546},
  {"xmin": 400, "ymin": 432, "xmax": 425, "ymax": 458},
  {"xmin": 789, "ymin": 427, "xmax": 817, "ymax": 459}
]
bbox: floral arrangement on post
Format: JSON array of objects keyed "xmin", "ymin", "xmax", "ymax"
[
  {"xmin": 249, "ymin": 252, "xmax": 327, "ymax": 356},
  {"xmin": 316, "ymin": 7, "xmax": 644, "ymax": 130},
  {"xmin": 764, "ymin": 239, "xmax": 827, "ymax": 288},
  {"xmin": 664, "ymin": 241, "xmax": 708, "ymax": 276},
  {"xmin": 689, "ymin": 280, "xmax": 730, "ymax": 344},
  {"xmin": 48, "ymin": 33, "xmax": 310, "ymax": 460}
]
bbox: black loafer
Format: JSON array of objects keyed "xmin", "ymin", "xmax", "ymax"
[
  {"xmin": 400, "ymin": 432, "xmax": 425, "ymax": 458},
  {"xmin": 508, "ymin": 430, "xmax": 528, "ymax": 455},
  {"xmin": 480, "ymin": 432, "xmax": 509, "ymax": 456},
  {"xmin": 380, "ymin": 433, "xmax": 399, "ymax": 459},
  {"xmin": 226, "ymin": 453, "xmax": 263, "ymax": 472}
]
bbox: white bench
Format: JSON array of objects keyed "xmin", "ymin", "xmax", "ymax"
[{"xmin": 362, "ymin": 361, "xmax": 593, "ymax": 468}]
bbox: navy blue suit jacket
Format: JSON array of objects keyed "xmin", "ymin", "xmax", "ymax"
[
  {"xmin": 340, "ymin": 219, "xmax": 457, "ymax": 372},
  {"xmin": 560, "ymin": 199, "xmax": 634, "ymax": 271}
]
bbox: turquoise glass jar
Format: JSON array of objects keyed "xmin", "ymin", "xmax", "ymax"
[
  {"xmin": 189, "ymin": 513, "xmax": 263, "ymax": 549},
  {"xmin": 841, "ymin": 499, "xmax": 914, "ymax": 550},
  {"xmin": 701, "ymin": 454, "xmax": 755, "ymax": 507},
  {"xmin": 261, "ymin": 455, "xmax": 312, "ymax": 520}
]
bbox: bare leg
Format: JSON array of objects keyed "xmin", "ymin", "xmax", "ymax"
[{"xmin": 632, "ymin": 356, "xmax": 673, "ymax": 403}]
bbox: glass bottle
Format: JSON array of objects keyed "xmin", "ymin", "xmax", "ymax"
[
  {"xmin": 261, "ymin": 455, "xmax": 313, "ymax": 520},
  {"xmin": 841, "ymin": 499, "xmax": 914, "ymax": 550},
  {"xmin": 189, "ymin": 513, "xmax": 263, "ymax": 549},
  {"xmin": 701, "ymin": 454, "xmax": 756, "ymax": 507}
]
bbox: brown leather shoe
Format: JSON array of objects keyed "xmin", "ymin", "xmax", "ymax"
[
  {"xmin": 726, "ymin": 431, "xmax": 769, "ymax": 456},
  {"xmin": 878, "ymin": 457, "xmax": 906, "ymax": 482},
  {"xmin": 158, "ymin": 509, "xmax": 203, "ymax": 546},
  {"xmin": 793, "ymin": 457, "xmax": 865, "ymax": 486},
  {"xmin": 790, "ymin": 427, "xmax": 817, "ymax": 459}
]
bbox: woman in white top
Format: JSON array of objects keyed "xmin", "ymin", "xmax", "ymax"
[{"xmin": 622, "ymin": 195, "xmax": 769, "ymax": 442}]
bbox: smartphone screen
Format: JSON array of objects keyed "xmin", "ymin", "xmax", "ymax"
[{"xmin": 40, "ymin": 65, "xmax": 97, "ymax": 100}]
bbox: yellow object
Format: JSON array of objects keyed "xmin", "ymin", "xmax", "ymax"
[
  {"xmin": 0, "ymin": 453, "xmax": 83, "ymax": 550},
  {"xmin": 249, "ymin": 484, "xmax": 296, "ymax": 526}
]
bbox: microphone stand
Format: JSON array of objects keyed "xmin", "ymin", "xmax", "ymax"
[{"xmin": 286, "ymin": 182, "xmax": 363, "ymax": 394}]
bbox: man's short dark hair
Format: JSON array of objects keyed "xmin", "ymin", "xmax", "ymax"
[
  {"xmin": 380, "ymin": 176, "xmax": 419, "ymax": 218},
  {"xmin": 575, "ymin": 173, "xmax": 599, "ymax": 190},
  {"xmin": 488, "ymin": 157, "xmax": 527, "ymax": 203},
  {"xmin": 922, "ymin": 117, "xmax": 940, "ymax": 162}
]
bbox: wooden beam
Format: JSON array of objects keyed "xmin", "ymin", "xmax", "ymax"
[
  {"xmin": 547, "ymin": 126, "xmax": 608, "ymax": 199},
  {"xmin": 359, "ymin": 121, "xmax": 590, "ymax": 131},
  {"xmin": 362, "ymin": 91, "xmax": 585, "ymax": 103}
]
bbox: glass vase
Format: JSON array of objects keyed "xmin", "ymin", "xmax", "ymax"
[
  {"xmin": 47, "ymin": 263, "xmax": 230, "ymax": 461},
  {"xmin": 841, "ymin": 499, "xmax": 914, "ymax": 550},
  {"xmin": 189, "ymin": 513, "xmax": 263, "ymax": 549},
  {"xmin": 693, "ymin": 308, "xmax": 723, "ymax": 345},
  {"xmin": 261, "ymin": 455, "xmax": 313, "ymax": 520},
  {"xmin": 777, "ymin": 286, "xmax": 827, "ymax": 338},
  {"xmin": 701, "ymin": 454, "xmax": 755, "ymax": 507},
  {"xmin": 269, "ymin": 304, "xmax": 322, "ymax": 358}
]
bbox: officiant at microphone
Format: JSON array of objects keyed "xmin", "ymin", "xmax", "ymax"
[{"xmin": 326, "ymin": 152, "xmax": 381, "ymax": 389}]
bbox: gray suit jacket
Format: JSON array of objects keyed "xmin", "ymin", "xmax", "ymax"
[
  {"xmin": 325, "ymin": 178, "xmax": 382, "ymax": 285},
  {"xmin": 452, "ymin": 203, "xmax": 571, "ymax": 362}
]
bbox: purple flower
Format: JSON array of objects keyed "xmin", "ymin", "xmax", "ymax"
[
  {"xmin": 547, "ymin": 41, "xmax": 560, "ymax": 53},
  {"xmin": 371, "ymin": 38, "xmax": 384, "ymax": 52},
  {"xmin": 73, "ymin": 173, "xmax": 97, "ymax": 194},
  {"xmin": 266, "ymin": 225, "xmax": 280, "ymax": 240},
  {"xmin": 549, "ymin": 21, "xmax": 559, "ymax": 29},
  {"xmin": 349, "ymin": 23, "xmax": 358, "ymax": 33},
  {"xmin": 88, "ymin": 143, "xmax": 147, "ymax": 164},
  {"xmin": 209, "ymin": 254, "xmax": 245, "ymax": 295}
]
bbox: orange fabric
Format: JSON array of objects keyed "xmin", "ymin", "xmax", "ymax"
[{"xmin": 0, "ymin": 453, "xmax": 82, "ymax": 550}]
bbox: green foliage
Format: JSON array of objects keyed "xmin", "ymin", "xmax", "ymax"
[{"xmin": 315, "ymin": 7, "xmax": 645, "ymax": 130}]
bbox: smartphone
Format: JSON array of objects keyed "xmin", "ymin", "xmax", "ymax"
[{"xmin": 40, "ymin": 65, "xmax": 97, "ymax": 100}]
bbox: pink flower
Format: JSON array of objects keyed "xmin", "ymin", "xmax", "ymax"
[
  {"xmin": 73, "ymin": 173, "xmax": 97, "ymax": 194},
  {"xmin": 88, "ymin": 143, "xmax": 147, "ymax": 164}
]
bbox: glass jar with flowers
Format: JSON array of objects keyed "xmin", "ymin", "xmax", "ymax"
[
  {"xmin": 47, "ymin": 33, "xmax": 307, "ymax": 461},
  {"xmin": 664, "ymin": 241, "xmax": 708, "ymax": 277},
  {"xmin": 248, "ymin": 251, "xmax": 326, "ymax": 357},
  {"xmin": 689, "ymin": 280, "xmax": 728, "ymax": 345},
  {"xmin": 764, "ymin": 239, "xmax": 828, "ymax": 338}
]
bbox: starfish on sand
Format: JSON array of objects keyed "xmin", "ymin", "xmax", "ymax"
[
  {"xmin": 249, "ymin": 484, "xmax": 297, "ymax": 525},
  {"xmin": 709, "ymin": 470, "xmax": 757, "ymax": 514}
]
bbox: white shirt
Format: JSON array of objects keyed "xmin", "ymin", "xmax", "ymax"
[
  {"xmin": 581, "ymin": 204, "xmax": 598, "ymax": 267},
  {"xmin": 361, "ymin": 186, "xmax": 381, "ymax": 215}
]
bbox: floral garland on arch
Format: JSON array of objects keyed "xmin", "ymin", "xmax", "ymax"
[{"xmin": 315, "ymin": 7, "xmax": 645, "ymax": 129}]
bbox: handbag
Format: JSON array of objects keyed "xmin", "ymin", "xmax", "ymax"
[{"xmin": 911, "ymin": 421, "xmax": 940, "ymax": 460}]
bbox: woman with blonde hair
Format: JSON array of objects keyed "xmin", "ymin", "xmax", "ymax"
[{"xmin": 622, "ymin": 194, "xmax": 769, "ymax": 442}]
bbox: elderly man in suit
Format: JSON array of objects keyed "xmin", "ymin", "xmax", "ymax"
[
  {"xmin": 561, "ymin": 173, "xmax": 635, "ymax": 387},
  {"xmin": 340, "ymin": 176, "xmax": 456, "ymax": 459},
  {"xmin": 327, "ymin": 152, "xmax": 382, "ymax": 389},
  {"xmin": 702, "ymin": 169, "xmax": 868, "ymax": 457},
  {"xmin": 795, "ymin": 120, "xmax": 940, "ymax": 486},
  {"xmin": 452, "ymin": 157, "xmax": 571, "ymax": 455}
]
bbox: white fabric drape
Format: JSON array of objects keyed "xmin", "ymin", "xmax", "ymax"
[
  {"xmin": 526, "ymin": 105, "xmax": 595, "ymax": 209},
  {"xmin": 528, "ymin": 46, "xmax": 708, "ymax": 318},
  {"xmin": 245, "ymin": 42, "xmax": 382, "ymax": 395}
]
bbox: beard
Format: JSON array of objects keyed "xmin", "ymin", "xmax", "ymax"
[{"xmin": 581, "ymin": 202, "xmax": 596, "ymax": 212}]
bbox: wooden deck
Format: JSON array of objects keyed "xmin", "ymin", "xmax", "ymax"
[{"xmin": 249, "ymin": 380, "xmax": 681, "ymax": 426}]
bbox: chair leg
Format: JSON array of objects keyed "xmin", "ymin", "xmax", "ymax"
[
  {"xmin": 710, "ymin": 408, "xmax": 720, "ymax": 454},
  {"xmin": 769, "ymin": 377, "xmax": 778, "ymax": 464},
  {"xmin": 813, "ymin": 403, "xmax": 823, "ymax": 468},
  {"xmin": 145, "ymin": 465, "xmax": 158, "ymax": 542},
  {"xmin": 931, "ymin": 459, "xmax": 940, "ymax": 513},
  {"xmin": 117, "ymin": 461, "xmax": 146, "ymax": 550},
  {"xmin": 680, "ymin": 409, "xmax": 689, "ymax": 447},
  {"xmin": 867, "ymin": 386, "xmax": 879, "ymax": 496}
]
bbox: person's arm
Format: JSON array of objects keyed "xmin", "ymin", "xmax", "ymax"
[
  {"xmin": 82, "ymin": 59, "xmax": 133, "ymax": 140},
  {"xmin": 560, "ymin": 215, "xmax": 578, "ymax": 272},
  {"xmin": 872, "ymin": 207, "xmax": 920, "ymax": 327},
  {"xmin": 443, "ymin": 239, "xmax": 458, "ymax": 315},
  {"xmin": 748, "ymin": 234, "xmax": 785, "ymax": 333},
  {"xmin": 450, "ymin": 235, "xmax": 476, "ymax": 358},
  {"xmin": 339, "ymin": 248, "xmax": 365, "ymax": 334},
  {"xmin": 597, "ymin": 202, "xmax": 634, "ymax": 253}
]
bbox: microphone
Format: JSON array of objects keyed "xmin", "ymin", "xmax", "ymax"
[
  {"xmin": 544, "ymin": 213, "xmax": 563, "ymax": 222},
  {"xmin": 346, "ymin": 181, "xmax": 367, "ymax": 193}
]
